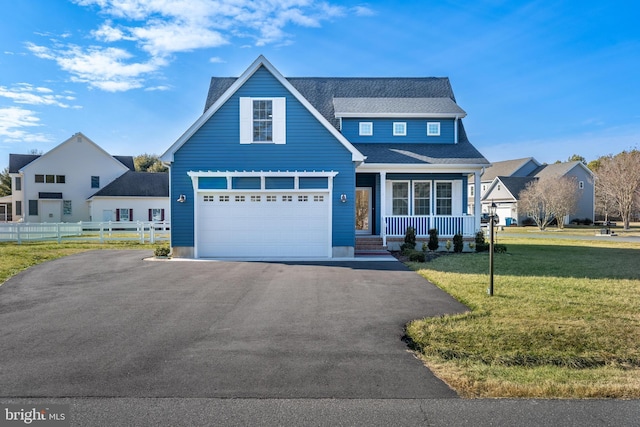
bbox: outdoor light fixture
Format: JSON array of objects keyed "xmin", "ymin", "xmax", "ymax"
[
  {"xmin": 177, "ymin": 194, "xmax": 187, "ymax": 203},
  {"xmin": 340, "ymin": 194, "xmax": 347, "ymax": 203},
  {"xmin": 488, "ymin": 201, "xmax": 497, "ymax": 296}
]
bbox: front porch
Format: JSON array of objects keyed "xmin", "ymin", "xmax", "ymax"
[{"xmin": 355, "ymin": 170, "xmax": 482, "ymax": 247}]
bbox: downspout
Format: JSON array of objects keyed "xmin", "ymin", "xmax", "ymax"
[{"xmin": 454, "ymin": 115, "xmax": 459, "ymax": 144}]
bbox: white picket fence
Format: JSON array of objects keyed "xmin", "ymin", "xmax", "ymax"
[{"xmin": 0, "ymin": 221, "xmax": 170, "ymax": 244}]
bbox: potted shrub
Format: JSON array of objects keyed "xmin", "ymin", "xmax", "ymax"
[{"xmin": 154, "ymin": 244, "xmax": 171, "ymax": 258}]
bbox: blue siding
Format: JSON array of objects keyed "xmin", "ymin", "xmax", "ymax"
[
  {"xmin": 170, "ymin": 65, "xmax": 356, "ymax": 248},
  {"xmin": 342, "ymin": 118, "xmax": 455, "ymax": 143}
]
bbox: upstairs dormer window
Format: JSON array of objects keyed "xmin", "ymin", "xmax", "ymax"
[
  {"xmin": 427, "ymin": 122, "xmax": 441, "ymax": 136},
  {"xmin": 359, "ymin": 122, "xmax": 373, "ymax": 136},
  {"xmin": 239, "ymin": 97, "xmax": 286, "ymax": 144},
  {"xmin": 393, "ymin": 122, "xmax": 407, "ymax": 136}
]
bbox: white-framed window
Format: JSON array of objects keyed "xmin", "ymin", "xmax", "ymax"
[
  {"xmin": 117, "ymin": 208, "xmax": 132, "ymax": 221},
  {"xmin": 313, "ymin": 195, "xmax": 324, "ymax": 202},
  {"xmin": 235, "ymin": 195, "xmax": 246, "ymax": 202},
  {"xmin": 251, "ymin": 195, "xmax": 261, "ymax": 202},
  {"xmin": 413, "ymin": 182, "xmax": 431, "ymax": 215},
  {"xmin": 393, "ymin": 122, "xmax": 407, "ymax": 136},
  {"xmin": 578, "ymin": 181, "xmax": 584, "ymax": 189},
  {"xmin": 392, "ymin": 182, "xmax": 409, "ymax": 215},
  {"xmin": 427, "ymin": 122, "xmax": 441, "ymax": 136},
  {"xmin": 149, "ymin": 208, "xmax": 165, "ymax": 221},
  {"xmin": 204, "ymin": 195, "xmax": 215, "ymax": 202},
  {"xmin": 63, "ymin": 200, "xmax": 72, "ymax": 215},
  {"xmin": 359, "ymin": 122, "xmax": 373, "ymax": 136},
  {"xmin": 219, "ymin": 195, "xmax": 230, "ymax": 202},
  {"xmin": 239, "ymin": 97, "xmax": 286, "ymax": 144},
  {"xmin": 435, "ymin": 182, "xmax": 452, "ymax": 215},
  {"xmin": 298, "ymin": 195, "xmax": 308, "ymax": 202},
  {"xmin": 266, "ymin": 195, "xmax": 277, "ymax": 202},
  {"xmin": 15, "ymin": 177, "xmax": 21, "ymax": 191},
  {"xmin": 282, "ymin": 195, "xmax": 292, "ymax": 202}
]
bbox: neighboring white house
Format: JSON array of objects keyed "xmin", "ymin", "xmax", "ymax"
[
  {"xmin": 8, "ymin": 132, "xmax": 169, "ymax": 223},
  {"xmin": 88, "ymin": 171, "xmax": 170, "ymax": 223}
]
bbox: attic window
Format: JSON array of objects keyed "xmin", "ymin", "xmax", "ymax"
[
  {"xmin": 359, "ymin": 122, "xmax": 373, "ymax": 136},
  {"xmin": 393, "ymin": 122, "xmax": 406, "ymax": 136},
  {"xmin": 427, "ymin": 122, "xmax": 440, "ymax": 136},
  {"xmin": 253, "ymin": 100, "xmax": 272, "ymax": 142}
]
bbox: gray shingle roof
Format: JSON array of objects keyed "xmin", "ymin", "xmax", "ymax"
[
  {"xmin": 481, "ymin": 158, "xmax": 538, "ymax": 182},
  {"xmin": 532, "ymin": 161, "xmax": 581, "ymax": 179},
  {"xmin": 204, "ymin": 75, "xmax": 457, "ymax": 130},
  {"xmin": 90, "ymin": 171, "xmax": 168, "ymax": 198},
  {"xmin": 9, "ymin": 154, "xmax": 40, "ymax": 173},
  {"xmin": 498, "ymin": 176, "xmax": 537, "ymax": 199},
  {"xmin": 113, "ymin": 155, "xmax": 135, "ymax": 171},
  {"xmin": 333, "ymin": 97, "xmax": 466, "ymax": 117},
  {"xmin": 203, "ymin": 71, "xmax": 489, "ymax": 166},
  {"xmin": 354, "ymin": 139, "xmax": 488, "ymax": 165}
]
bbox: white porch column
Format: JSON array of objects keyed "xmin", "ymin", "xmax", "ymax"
[
  {"xmin": 474, "ymin": 170, "xmax": 481, "ymax": 232},
  {"xmin": 380, "ymin": 171, "xmax": 387, "ymax": 246}
]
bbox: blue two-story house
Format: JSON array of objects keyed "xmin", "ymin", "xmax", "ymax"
[{"xmin": 161, "ymin": 55, "xmax": 489, "ymax": 258}]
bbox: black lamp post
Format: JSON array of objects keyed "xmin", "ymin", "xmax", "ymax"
[{"xmin": 488, "ymin": 201, "xmax": 497, "ymax": 296}]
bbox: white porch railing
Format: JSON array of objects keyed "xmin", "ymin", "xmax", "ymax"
[{"xmin": 384, "ymin": 215, "xmax": 476, "ymax": 237}]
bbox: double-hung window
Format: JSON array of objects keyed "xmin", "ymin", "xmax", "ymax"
[
  {"xmin": 413, "ymin": 182, "xmax": 431, "ymax": 215},
  {"xmin": 392, "ymin": 182, "xmax": 409, "ymax": 215},
  {"xmin": 240, "ymin": 97, "xmax": 286, "ymax": 144},
  {"xmin": 436, "ymin": 182, "xmax": 452, "ymax": 215},
  {"xmin": 252, "ymin": 99, "xmax": 272, "ymax": 142}
]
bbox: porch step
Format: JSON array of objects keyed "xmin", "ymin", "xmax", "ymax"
[{"xmin": 355, "ymin": 236, "xmax": 386, "ymax": 251}]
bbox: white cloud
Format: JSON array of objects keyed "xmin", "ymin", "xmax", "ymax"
[
  {"xmin": 131, "ymin": 21, "xmax": 228, "ymax": 55},
  {"xmin": 0, "ymin": 84, "xmax": 79, "ymax": 108},
  {"xmin": 144, "ymin": 85, "xmax": 170, "ymax": 91},
  {"xmin": 0, "ymin": 107, "xmax": 50, "ymax": 142},
  {"xmin": 31, "ymin": 0, "xmax": 376, "ymax": 91},
  {"xmin": 27, "ymin": 42, "xmax": 166, "ymax": 92}
]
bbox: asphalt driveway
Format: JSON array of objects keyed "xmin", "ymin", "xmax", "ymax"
[{"xmin": 0, "ymin": 250, "xmax": 468, "ymax": 399}]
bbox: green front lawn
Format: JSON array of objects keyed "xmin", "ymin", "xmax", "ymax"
[{"xmin": 406, "ymin": 237, "xmax": 640, "ymax": 398}]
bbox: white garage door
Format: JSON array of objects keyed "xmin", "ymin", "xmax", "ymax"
[{"xmin": 197, "ymin": 192, "xmax": 330, "ymax": 258}]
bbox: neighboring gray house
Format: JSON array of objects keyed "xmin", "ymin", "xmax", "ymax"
[{"xmin": 481, "ymin": 161, "xmax": 595, "ymax": 226}]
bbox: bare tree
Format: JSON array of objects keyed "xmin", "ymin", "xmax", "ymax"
[
  {"xmin": 596, "ymin": 150, "xmax": 640, "ymax": 230},
  {"xmin": 519, "ymin": 176, "xmax": 579, "ymax": 230}
]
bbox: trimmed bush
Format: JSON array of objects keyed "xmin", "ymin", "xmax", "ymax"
[
  {"xmin": 400, "ymin": 227, "xmax": 417, "ymax": 253},
  {"xmin": 407, "ymin": 249, "xmax": 426, "ymax": 262},
  {"xmin": 453, "ymin": 233, "xmax": 464, "ymax": 253},
  {"xmin": 428, "ymin": 228, "xmax": 439, "ymax": 251},
  {"xmin": 154, "ymin": 245, "xmax": 170, "ymax": 257}
]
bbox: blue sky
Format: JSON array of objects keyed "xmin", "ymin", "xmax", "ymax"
[{"xmin": 1, "ymin": 0, "xmax": 638, "ymax": 167}]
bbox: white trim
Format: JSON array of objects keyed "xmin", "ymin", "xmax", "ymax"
[
  {"xmin": 359, "ymin": 122, "xmax": 373, "ymax": 136},
  {"xmin": 427, "ymin": 122, "xmax": 441, "ymax": 136},
  {"xmin": 393, "ymin": 122, "xmax": 407, "ymax": 136},
  {"xmin": 161, "ymin": 55, "xmax": 365, "ymax": 163},
  {"xmin": 357, "ymin": 163, "xmax": 487, "ymax": 173}
]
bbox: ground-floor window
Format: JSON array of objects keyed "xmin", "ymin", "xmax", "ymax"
[
  {"xmin": 436, "ymin": 182, "xmax": 452, "ymax": 215},
  {"xmin": 149, "ymin": 208, "xmax": 165, "ymax": 221},
  {"xmin": 28, "ymin": 200, "xmax": 38, "ymax": 216},
  {"xmin": 117, "ymin": 208, "xmax": 132, "ymax": 221},
  {"xmin": 392, "ymin": 182, "xmax": 409, "ymax": 215},
  {"xmin": 413, "ymin": 182, "xmax": 431, "ymax": 215},
  {"xmin": 63, "ymin": 200, "xmax": 72, "ymax": 215}
]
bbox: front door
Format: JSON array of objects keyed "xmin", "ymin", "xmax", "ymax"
[{"xmin": 356, "ymin": 187, "xmax": 372, "ymax": 234}]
